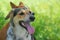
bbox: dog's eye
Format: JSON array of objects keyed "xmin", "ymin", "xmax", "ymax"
[
  {"xmin": 19, "ymin": 12, "xmax": 24, "ymax": 15},
  {"xmin": 29, "ymin": 11, "xmax": 31, "ymax": 13}
]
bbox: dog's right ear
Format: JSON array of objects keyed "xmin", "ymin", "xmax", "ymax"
[{"xmin": 10, "ymin": 2, "xmax": 18, "ymax": 8}]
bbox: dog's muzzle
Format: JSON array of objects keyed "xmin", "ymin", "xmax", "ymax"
[
  {"xmin": 19, "ymin": 21, "xmax": 35, "ymax": 34},
  {"xmin": 29, "ymin": 16, "xmax": 35, "ymax": 21}
]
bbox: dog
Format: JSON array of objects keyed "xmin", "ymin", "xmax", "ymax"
[{"xmin": 0, "ymin": 2, "xmax": 35, "ymax": 40}]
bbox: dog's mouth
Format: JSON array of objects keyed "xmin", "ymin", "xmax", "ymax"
[{"xmin": 19, "ymin": 21, "xmax": 35, "ymax": 34}]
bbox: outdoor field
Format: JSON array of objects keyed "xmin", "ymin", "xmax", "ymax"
[{"xmin": 0, "ymin": 0, "xmax": 60, "ymax": 40}]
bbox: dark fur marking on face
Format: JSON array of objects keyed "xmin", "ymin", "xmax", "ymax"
[
  {"xmin": 13, "ymin": 7, "xmax": 28, "ymax": 17},
  {"xmin": 13, "ymin": 8, "xmax": 21, "ymax": 17}
]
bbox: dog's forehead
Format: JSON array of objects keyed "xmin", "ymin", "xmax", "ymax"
[
  {"xmin": 14, "ymin": 8, "xmax": 21, "ymax": 14},
  {"xmin": 13, "ymin": 7, "xmax": 30, "ymax": 13},
  {"xmin": 13, "ymin": 7, "xmax": 30, "ymax": 16}
]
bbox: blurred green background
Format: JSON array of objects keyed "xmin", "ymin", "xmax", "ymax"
[{"xmin": 0, "ymin": 0, "xmax": 60, "ymax": 40}]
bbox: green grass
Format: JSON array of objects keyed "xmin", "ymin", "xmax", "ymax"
[{"xmin": 0, "ymin": 0, "xmax": 60, "ymax": 40}]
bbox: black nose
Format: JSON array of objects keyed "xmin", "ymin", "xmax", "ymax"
[{"xmin": 29, "ymin": 16, "xmax": 35, "ymax": 21}]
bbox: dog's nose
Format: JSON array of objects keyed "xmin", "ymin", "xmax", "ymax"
[{"xmin": 29, "ymin": 16, "xmax": 35, "ymax": 21}]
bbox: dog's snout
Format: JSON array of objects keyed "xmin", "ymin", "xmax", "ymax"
[{"xmin": 29, "ymin": 16, "xmax": 35, "ymax": 21}]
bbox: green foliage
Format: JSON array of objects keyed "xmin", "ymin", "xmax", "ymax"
[
  {"xmin": 0, "ymin": 0, "xmax": 60, "ymax": 40},
  {"xmin": 0, "ymin": 11, "xmax": 6, "ymax": 29}
]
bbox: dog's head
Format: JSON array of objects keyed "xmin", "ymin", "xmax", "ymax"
[{"xmin": 5, "ymin": 2, "xmax": 35, "ymax": 34}]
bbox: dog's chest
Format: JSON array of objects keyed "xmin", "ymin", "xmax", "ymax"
[
  {"xmin": 9, "ymin": 24, "xmax": 31, "ymax": 40},
  {"xmin": 14, "ymin": 25, "xmax": 28, "ymax": 37}
]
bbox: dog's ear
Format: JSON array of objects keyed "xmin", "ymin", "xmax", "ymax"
[
  {"xmin": 5, "ymin": 2, "xmax": 24, "ymax": 20},
  {"xmin": 18, "ymin": 2, "xmax": 24, "ymax": 8},
  {"xmin": 5, "ymin": 2, "xmax": 16, "ymax": 20},
  {"xmin": 5, "ymin": 10, "xmax": 14, "ymax": 20},
  {"xmin": 10, "ymin": 2, "xmax": 18, "ymax": 8}
]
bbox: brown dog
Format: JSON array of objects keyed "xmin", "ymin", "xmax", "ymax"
[{"xmin": 0, "ymin": 2, "xmax": 35, "ymax": 40}]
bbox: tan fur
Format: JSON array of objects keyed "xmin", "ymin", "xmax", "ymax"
[{"xmin": 0, "ymin": 22, "xmax": 10, "ymax": 40}]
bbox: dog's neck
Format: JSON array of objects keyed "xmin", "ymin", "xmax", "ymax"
[{"xmin": 7, "ymin": 22, "xmax": 31, "ymax": 40}]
